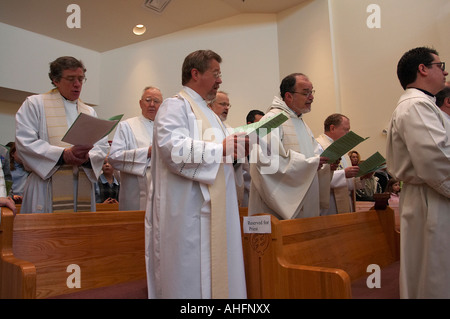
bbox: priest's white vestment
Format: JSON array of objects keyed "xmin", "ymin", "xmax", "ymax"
[
  {"xmin": 248, "ymin": 97, "xmax": 331, "ymax": 220},
  {"xmin": 109, "ymin": 115, "xmax": 152, "ymax": 211},
  {"xmin": 316, "ymin": 133, "xmax": 355, "ymax": 215},
  {"xmin": 386, "ymin": 88, "xmax": 450, "ymax": 299},
  {"xmin": 15, "ymin": 92, "xmax": 108, "ymax": 213},
  {"xmin": 145, "ymin": 87, "xmax": 246, "ymax": 299}
]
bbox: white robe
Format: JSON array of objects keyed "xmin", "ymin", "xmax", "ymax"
[
  {"xmin": 248, "ymin": 97, "xmax": 331, "ymax": 220},
  {"xmin": 386, "ymin": 88, "xmax": 450, "ymax": 299},
  {"xmin": 316, "ymin": 133, "xmax": 355, "ymax": 215},
  {"xmin": 109, "ymin": 115, "xmax": 152, "ymax": 211},
  {"xmin": 15, "ymin": 93, "xmax": 108, "ymax": 214},
  {"xmin": 145, "ymin": 87, "xmax": 246, "ymax": 299}
]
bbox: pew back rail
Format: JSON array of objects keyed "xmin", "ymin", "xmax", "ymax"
[
  {"xmin": 242, "ymin": 207, "xmax": 400, "ymax": 299},
  {"xmin": 1, "ymin": 208, "xmax": 146, "ymax": 299}
]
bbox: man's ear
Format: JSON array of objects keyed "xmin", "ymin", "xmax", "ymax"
[
  {"xmin": 191, "ymin": 68, "xmax": 199, "ymax": 81},
  {"xmin": 417, "ymin": 63, "xmax": 429, "ymax": 76}
]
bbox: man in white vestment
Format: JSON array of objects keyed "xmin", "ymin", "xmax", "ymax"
[
  {"xmin": 248, "ymin": 73, "xmax": 333, "ymax": 220},
  {"xmin": 15, "ymin": 56, "xmax": 109, "ymax": 214},
  {"xmin": 316, "ymin": 114, "xmax": 360, "ymax": 215},
  {"xmin": 208, "ymin": 91, "xmax": 248, "ymax": 207},
  {"xmin": 208, "ymin": 90, "xmax": 231, "ymax": 122},
  {"xmin": 386, "ymin": 47, "xmax": 449, "ymax": 298},
  {"xmin": 436, "ymin": 84, "xmax": 450, "ymax": 120},
  {"xmin": 109, "ymin": 86, "xmax": 162, "ymax": 211},
  {"xmin": 145, "ymin": 50, "xmax": 249, "ymax": 299}
]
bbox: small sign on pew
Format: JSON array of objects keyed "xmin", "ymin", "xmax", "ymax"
[{"xmin": 243, "ymin": 215, "xmax": 271, "ymax": 234}]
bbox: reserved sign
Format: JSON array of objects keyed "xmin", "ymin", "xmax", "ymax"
[{"xmin": 243, "ymin": 215, "xmax": 271, "ymax": 234}]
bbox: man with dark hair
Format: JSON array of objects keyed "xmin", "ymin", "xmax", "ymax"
[
  {"xmin": 386, "ymin": 47, "xmax": 449, "ymax": 298},
  {"xmin": 249, "ymin": 73, "xmax": 332, "ymax": 220},
  {"xmin": 15, "ymin": 56, "xmax": 109, "ymax": 213},
  {"xmin": 246, "ymin": 109, "xmax": 265, "ymax": 124},
  {"xmin": 145, "ymin": 50, "xmax": 248, "ymax": 299},
  {"xmin": 435, "ymin": 82, "xmax": 450, "ymax": 119}
]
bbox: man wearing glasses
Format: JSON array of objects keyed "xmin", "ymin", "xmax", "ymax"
[
  {"xmin": 109, "ymin": 86, "xmax": 163, "ymax": 211},
  {"xmin": 208, "ymin": 90, "xmax": 231, "ymax": 122},
  {"xmin": 15, "ymin": 56, "xmax": 109, "ymax": 213},
  {"xmin": 249, "ymin": 73, "xmax": 332, "ymax": 220},
  {"xmin": 386, "ymin": 47, "xmax": 449, "ymax": 298},
  {"xmin": 145, "ymin": 50, "xmax": 248, "ymax": 299}
]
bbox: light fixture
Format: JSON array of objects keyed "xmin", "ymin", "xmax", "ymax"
[
  {"xmin": 133, "ymin": 24, "xmax": 147, "ymax": 35},
  {"xmin": 143, "ymin": 0, "xmax": 172, "ymax": 13}
]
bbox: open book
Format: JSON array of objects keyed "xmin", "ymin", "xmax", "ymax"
[
  {"xmin": 356, "ymin": 151, "xmax": 386, "ymax": 177},
  {"xmin": 62, "ymin": 113, "xmax": 123, "ymax": 145},
  {"xmin": 233, "ymin": 111, "xmax": 289, "ymax": 137},
  {"xmin": 321, "ymin": 131, "xmax": 369, "ymax": 164}
]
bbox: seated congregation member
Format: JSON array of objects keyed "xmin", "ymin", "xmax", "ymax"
[
  {"xmin": 6, "ymin": 141, "xmax": 30, "ymax": 204},
  {"xmin": 386, "ymin": 178, "xmax": 401, "ymax": 207},
  {"xmin": 249, "ymin": 73, "xmax": 333, "ymax": 220},
  {"xmin": 95, "ymin": 157, "xmax": 120, "ymax": 204},
  {"xmin": 15, "ymin": 56, "xmax": 109, "ymax": 213},
  {"xmin": 387, "ymin": 47, "xmax": 449, "ymax": 298},
  {"xmin": 316, "ymin": 114, "xmax": 360, "ymax": 214},
  {"xmin": 348, "ymin": 150, "xmax": 381, "ymax": 201},
  {"xmin": 145, "ymin": 50, "xmax": 249, "ymax": 299},
  {"xmin": 109, "ymin": 86, "xmax": 162, "ymax": 211},
  {"xmin": 0, "ymin": 144, "xmax": 12, "ymax": 196}
]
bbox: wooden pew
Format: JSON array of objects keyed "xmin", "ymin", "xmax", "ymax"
[
  {"xmin": 0, "ymin": 207, "xmax": 146, "ymax": 299},
  {"xmin": 14, "ymin": 202, "xmax": 120, "ymax": 214},
  {"xmin": 241, "ymin": 206, "xmax": 400, "ymax": 299}
]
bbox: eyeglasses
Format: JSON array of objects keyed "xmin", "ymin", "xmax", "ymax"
[
  {"xmin": 427, "ymin": 62, "xmax": 446, "ymax": 71},
  {"xmin": 61, "ymin": 76, "xmax": 87, "ymax": 83},
  {"xmin": 144, "ymin": 98, "xmax": 162, "ymax": 104},
  {"xmin": 212, "ymin": 71, "xmax": 222, "ymax": 79},
  {"xmin": 290, "ymin": 90, "xmax": 315, "ymax": 97},
  {"xmin": 217, "ymin": 102, "xmax": 231, "ymax": 108}
]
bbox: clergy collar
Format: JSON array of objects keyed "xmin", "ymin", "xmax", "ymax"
[
  {"xmin": 60, "ymin": 92, "xmax": 78, "ymax": 104},
  {"xmin": 408, "ymin": 87, "xmax": 435, "ymax": 97}
]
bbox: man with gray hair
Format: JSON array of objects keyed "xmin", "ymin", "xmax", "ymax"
[
  {"xmin": 15, "ymin": 56, "xmax": 109, "ymax": 213},
  {"xmin": 109, "ymin": 86, "xmax": 163, "ymax": 211},
  {"xmin": 208, "ymin": 90, "xmax": 231, "ymax": 121}
]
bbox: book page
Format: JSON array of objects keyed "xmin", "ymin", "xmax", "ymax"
[
  {"xmin": 321, "ymin": 131, "xmax": 369, "ymax": 163},
  {"xmin": 233, "ymin": 112, "xmax": 289, "ymax": 137},
  {"xmin": 356, "ymin": 151, "xmax": 386, "ymax": 177},
  {"xmin": 62, "ymin": 113, "xmax": 123, "ymax": 145}
]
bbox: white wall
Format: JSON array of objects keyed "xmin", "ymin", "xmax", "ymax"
[
  {"xmin": 99, "ymin": 14, "xmax": 280, "ymax": 130},
  {"xmin": 0, "ymin": 22, "xmax": 101, "ymax": 143},
  {"xmin": 1, "ymin": 1, "xmax": 449, "ymax": 157},
  {"xmin": 0, "ymin": 22, "xmax": 101, "ymax": 104},
  {"xmin": 277, "ymin": 0, "xmax": 337, "ymax": 139},
  {"xmin": 276, "ymin": 0, "xmax": 450, "ymax": 159}
]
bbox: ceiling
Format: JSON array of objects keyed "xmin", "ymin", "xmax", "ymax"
[{"xmin": 0, "ymin": 0, "xmax": 307, "ymax": 53}]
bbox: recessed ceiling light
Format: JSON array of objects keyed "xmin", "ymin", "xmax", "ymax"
[{"xmin": 133, "ymin": 24, "xmax": 146, "ymax": 35}]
